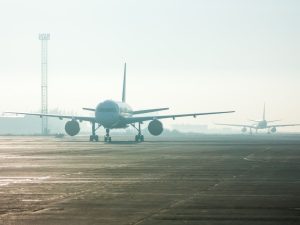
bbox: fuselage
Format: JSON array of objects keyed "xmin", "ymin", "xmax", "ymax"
[
  {"xmin": 95, "ymin": 100, "xmax": 133, "ymax": 128},
  {"xmin": 256, "ymin": 120, "xmax": 267, "ymax": 129}
]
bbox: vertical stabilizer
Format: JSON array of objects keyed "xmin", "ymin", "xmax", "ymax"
[
  {"xmin": 122, "ymin": 63, "xmax": 126, "ymax": 102},
  {"xmin": 263, "ymin": 103, "xmax": 266, "ymax": 121}
]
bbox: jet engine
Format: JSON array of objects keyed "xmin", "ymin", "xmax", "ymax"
[
  {"xmin": 148, "ymin": 119, "xmax": 163, "ymax": 136},
  {"xmin": 241, "ymin": 127, "xmax": 247, "ymax": 133},
  {"xmin": 271, "ymin": 127, "xmax": 277, "ymax": 133},
  {"xmin": 65, "ymin": 120, "xmax": 80, "ymax": 136}
]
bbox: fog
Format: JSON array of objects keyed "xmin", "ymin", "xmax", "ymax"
[{"xmin": 0, "ymin": 0, "xmax": 300, "ymax": 131}]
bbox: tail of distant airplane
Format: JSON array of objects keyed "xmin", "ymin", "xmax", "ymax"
[
  {"xmin": 262, "ymin": 103, "xmax": 266, "ymax": 121},
  {"xmin": 122, "ymin": 63, "xmax": 126, "ymax": 102},
  {"xmin": 259, "ymin": 103, "xmax": 280, "ymax": 123}
]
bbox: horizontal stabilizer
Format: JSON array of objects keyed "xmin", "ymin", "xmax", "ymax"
[
  {"xmin": 132, "ymin": 108, "xmax": 169, "ymax": 115},
  {"xmin": 126, "ymin": 110, "xmax": 235, "ymax": 124},
  {"xmin": 248, "ymin": 119, "xmax": 260, "ymax": 123},
  {"xmin": 267, "ymin": 120, "xmax": 281, "ymax": 123},
  {"xmin": 82, "ymin": 108, "xmax": 95, "ymax": 111}
]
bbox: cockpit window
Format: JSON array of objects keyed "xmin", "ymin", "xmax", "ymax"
[{"xmin": 98, "ymin": 108, "xmax": 116, "ymax": 112}]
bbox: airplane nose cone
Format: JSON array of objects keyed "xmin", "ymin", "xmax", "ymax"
[
  {"xmin": 95, "ymin": 100, "xmax": 120, "ymax": 127},
  {"xmin": 97, "ymin": 113, "xmax": 119, "ymax": 128}
]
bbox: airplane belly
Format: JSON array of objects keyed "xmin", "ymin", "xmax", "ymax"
[
  {"xmin": 96, "ymin": 112, "xmax": 121, "ymax": 128},
  {"xmin": 110, "ymin": 117, "xmax": 128, "ymax": 128}
]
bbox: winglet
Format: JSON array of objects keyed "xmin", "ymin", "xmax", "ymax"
[{"xmin": 122, "ymin": 63, "xmax": 126, "ymax": 102}]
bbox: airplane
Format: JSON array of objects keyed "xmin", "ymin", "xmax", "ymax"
[
  {"xmin": 6, "ymin": 63, "xmax": 234, "ymax": 142},
  {"xmin": 216, "ymin": 104, "xmax": 300, "ymax": 134}
]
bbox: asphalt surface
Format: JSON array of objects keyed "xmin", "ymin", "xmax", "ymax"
[{"xmin": 0, "ymin": 135, "xmax": 299, "ymax": 225}]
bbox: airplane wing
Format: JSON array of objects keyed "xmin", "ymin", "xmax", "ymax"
[
  {"xmin": 267, "ymin": 124, "xmax": 300, "ymax": 128},
  {"xmin": 125, "ymin": 111, "xmax": 235, "ymax": 124},
  {"xmin": 5, "ymin": 112, "xmax": 95, "ymax": 122},
  {"xmin": 215, "ymin": 123, "xmax": 256, "ymax": 129}
]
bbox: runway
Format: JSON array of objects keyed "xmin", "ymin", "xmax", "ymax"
[{"xmin": 0, "ymin": 135, "xmax": 299, "ymax": 225}]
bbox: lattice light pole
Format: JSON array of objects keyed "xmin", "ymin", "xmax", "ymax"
[{"xmin": 39, "ymin": 33, "xmax": 50, "ymax": 135}]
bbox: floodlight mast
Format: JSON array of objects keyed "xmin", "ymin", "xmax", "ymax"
[{"xmin": 39, "ymin": 33, "xmax": 50, "ymax": 135}]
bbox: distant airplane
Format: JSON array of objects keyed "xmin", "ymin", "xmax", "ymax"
[
  {"xmin": 216, "ymin": 104, "xmax": 300, "ymax": 134},
  {"xmin": 6, "ymin": 63, "xmax": 234, "ymax": 142}
]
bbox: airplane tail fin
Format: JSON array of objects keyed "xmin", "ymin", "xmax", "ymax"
[
  {"xmin": 263, "ymin": 103, "xmax": 266, "ymax": 121},
  {"xmin": 122, "ymin": 63, "xmax": 126, "ymax": 102}
]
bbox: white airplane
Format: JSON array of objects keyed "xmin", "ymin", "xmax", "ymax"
[
  {"xmin": 6, "ymin": 64, "xmax": 234, "ymax": 142},
  {"xmin": 216, "ymin": 104, "xmax": 300, "ymax": 134}
]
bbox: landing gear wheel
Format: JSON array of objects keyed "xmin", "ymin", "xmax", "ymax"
[
  {"xmin": 132, "ymin": 123, "xmax": 144, "ymax": 142},
  {"xmin": 90, "ymin": 135, "xmax": 99, "ymax": 142},
  {"xmin": 104, "ymin": 136, "xmax": 112, "ymax": 142},
  {"xmin": 104, "ymin": 129, "xmax": 111, "ymax": 143},
  {"xmin": 90, "ymin": 122, "xmax": 101, "ymax": 142},
  {"xmin": 135, "ymin": 135, "xmax": 144, "ymax": 142}
]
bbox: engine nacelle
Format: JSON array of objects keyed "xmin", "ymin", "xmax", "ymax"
[
  {"xmin": 271, "ymin": 127, "xmax": 277, "ymax": 133},
  {"xmin": 65, "ymin": 120, "xmax": 80, "ymax": 136},
  {"xmin": 241, "ymin": 127, "xmax": 247, "ymax": 133},
  {"xmin": 148, "ymin": 119, "xmax": 163, "ymax": 136}
]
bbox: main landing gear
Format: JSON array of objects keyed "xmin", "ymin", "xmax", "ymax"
[
  {"xmin": 89, "ymin": 122, "xmax": 100, "ymax": 142},
  {"xmin": 132, "ymin": 123, "xmax": 144, "ymax": 142},
  {"xmin": 104, "ymin": 129, "xmax": 112, "ymax": 142}
]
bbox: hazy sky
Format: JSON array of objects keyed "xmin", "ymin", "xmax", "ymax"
[{"xmin": 0, "ymin": 0, "xmax": 299, "ymax": 130}]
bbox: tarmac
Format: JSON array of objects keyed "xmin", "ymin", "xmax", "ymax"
[{"xmin": 0, "ymin": 135, "xmax": 299, "ymax": 225}]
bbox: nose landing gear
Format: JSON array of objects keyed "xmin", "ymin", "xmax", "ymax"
[{"xmin": 104, "ymin": 129, "xmax": 112, "ymax": 142}]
